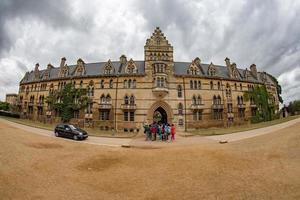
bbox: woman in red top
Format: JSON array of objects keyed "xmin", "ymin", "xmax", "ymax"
[{"xmin": 171, "ymin": 124, "xmax": 176, "ymax": 141}]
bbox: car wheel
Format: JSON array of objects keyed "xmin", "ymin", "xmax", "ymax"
[
  {"xmin": 55, "ymin": 132, "xmax": 59, "ymax": 137},
  {"xmin": 73, "ymin": 135, "xmax": 78, "ymax": 140}
]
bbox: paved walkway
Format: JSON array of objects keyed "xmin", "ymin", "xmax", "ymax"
[{"xmin": 1, "ymin": 117, "xmax": 300, "ymax": 148}]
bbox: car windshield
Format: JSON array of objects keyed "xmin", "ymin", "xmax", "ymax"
[{"xmin": 68, "ymin": 125, "xmax": 78, "ymax": 130}]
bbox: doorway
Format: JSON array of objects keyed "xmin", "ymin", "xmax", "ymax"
[{"xmin": 153, "ymin": 107, "xmax": 168, "ymax": 124}]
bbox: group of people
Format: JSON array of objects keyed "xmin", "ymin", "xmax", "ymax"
[{"xmin": 143, "ymin": 122, "xmax": 176, "ymax": 142}]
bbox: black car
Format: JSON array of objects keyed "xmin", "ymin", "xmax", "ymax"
[{"xmin": 54, "ymin": 124, "xmax": 88, "ymax": 140}]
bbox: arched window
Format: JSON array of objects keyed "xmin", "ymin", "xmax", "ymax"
[
  {"xmin": 124, "ymin": 96, "xmax": 129, "ymax": 105},
  {"xmin": 132, "ymin": 80, "xmax": 136, "ymax": 88},
  {"xmin": 197, "ymin": 95, "xmax": 202, "ymax": 105},
  {"xmin": 129, "ymin": 95, "xmax": 135, "ymax": 105},
  {"xmin": 100, "ymin": 94, "xmax": 106, "ymax": 103},
  {"xmin": 128, "ymin": 79, "xmax": 132, "ymax": 88},
  {"xmin": 177, "ymin": 85, "xmax": 182, "ymax": 97},
  {"xmin": 198, "ymin": 81, "xmax": 201, "ymax": 89},
  {"xmin": 194, "ymin": 80, "xmax": 197, "ymax": 89},
  {"xmin": 241, "ymin": 96, "xmax": 244, "ymax": 104},
  {"xmin": 124, "ymin": 80, "xmax": 127, "ymax": 88},
  {"xmin": 217, "ymin": 82, "xmax": 221, "ymax": 90},
  {"xmin": 240, "ymin": 83, "xmax": 242, "ymax": 91},
  {"xmin": 210, "ymin": 81, "xmax": 214, "ymax": 90},
  {"xmin": 100, "ymin": 80, "xmax": 104, "ymax": 88},
  {"xmin": 237, "ymin": 96, "xmax": 240, "ymax": 105},
  {"xmin": 80, "ymin": 81, "xmax": 83, "ymax": 88},
  {"xmin": 106, "ymin": 94, "xmax": 111, "ymax": 103},
  {"xmin": 234, "ymin": 83, "xmax": 237, "ymax": 91},
  {"xmin": 217, "ymin": 95, "xmax": 222, "ymax": 104},
  {"xmin": 190, "ymin": 80, "xmax": 193, "ymax": 89},
  {"xmin": 109, "ymin": 79, "xmax": 113, "ymax": 88},
  {"xmin": 192, "ymin": 96, "xmax": 197, "ymax": 105},
  {"xmin": 178, "ymin": 103, "xmax": 183, "ymax": 115},
  {"xmin": 213, "ymin": 95, "xmax": 217, "ymax": 105}
]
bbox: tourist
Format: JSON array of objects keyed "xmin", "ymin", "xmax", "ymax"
[
  {"xmin": 161, "ymin": 124, "xmax": 165, "ymax": 141},
  {"xmin": 171, "ymin": 124, "xmax": 176, "ymax": 141},
  {"xmin": 143, "ymin": 124, "xmax": 151, "ymax": 141},
  {"xmin": 157, "ymin": 123, "xmax": 162, "ymax": 140},
  {"xmin": 165, "ymin": 123, "xmax": 170, "ymax": 141},
  {"xmin": 150, "ymin": 122, "xmax": 157, "ymax": 141}
]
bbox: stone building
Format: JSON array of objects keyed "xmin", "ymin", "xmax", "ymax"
[
  {"xmin": 5, "ymin": 93, "xmax": 17, "ymax": 106},
  {"xmin": 17, "ymin": 27, "xmax": 280, "ymax": 132}
]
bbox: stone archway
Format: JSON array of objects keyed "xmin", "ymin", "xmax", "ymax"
[{"xmin": 147, "ymin": 101, "xmax": 173, "ymax": 124}]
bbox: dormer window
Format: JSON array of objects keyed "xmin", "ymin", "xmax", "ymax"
[
  {"xmin": 104, "ymin": 60, "xmax": 115, "ymax": 75},
  {"xmin": 208, "ymin": 63, "xmax": 217, "ymax": 76},
  {"xmin": 125, "ymin": 59, "xmax": 138, "ymax": 74}
]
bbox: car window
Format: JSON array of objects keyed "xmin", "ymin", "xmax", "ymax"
[
  {"xmin": 69, "ymin": 125, "xmax": 78, "ymax": 130},
  {"xmin": 64, "ymin": 125, "xmax": 69, "ymax": 129},
  {"xmin": 57, "ymin": 125, "xmax": 64, "ymax": 129}
]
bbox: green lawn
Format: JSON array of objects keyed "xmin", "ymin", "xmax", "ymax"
[
  {"xmin": 0, "ymin": 116, "xmax": 137, "ymax": 138},
  {"xmin": 188, "ymin": 115, "xmax": 300, "ymax": 136}
]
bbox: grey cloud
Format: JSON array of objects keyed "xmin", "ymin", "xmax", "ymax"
[
  {"xmin": 0, "ymin": 0, "xmax": 300, "ymax": 104},
  {"xmin": 0, "ymin": 0, "xmax": 93, "ymax": 56}
]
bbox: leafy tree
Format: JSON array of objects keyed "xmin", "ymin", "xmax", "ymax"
[
  {"xmin": 287, "ymin": 100, "xmax": 300, "ymax": 115},
  {"xmin": 46, "ymin": 83, "xmax": 89, "ymax": 122},
  {"xmin": 0, "ymin": 101, "xmax": 10, "ymax": 111},
  {"xmin": 244, "ymin": 85, "xmax": 276, "ymax": 123},
  {"xmin": 268, "ymin": 73, "xmax": 283, "ymax": 103}
]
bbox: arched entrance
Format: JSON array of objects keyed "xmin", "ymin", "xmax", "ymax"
[
  {"xmin": 147, "ymin": 101, "xmax": 173, "ymax": 124},
  {"xmin": 153, "ymin": 107, "xmax": 168, "ymax": 124}
]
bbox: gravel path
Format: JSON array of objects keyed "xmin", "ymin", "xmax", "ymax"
[
  {"xmin": 0, "ymin": 118, "xmax": 131, "ymax": 147},
  {"xmin": 1, "ymin": 117, "xmax": 300, "ymax": 147},
  {"xmin": 206, "ymin": 117, "xmax": 300, "ymax": 142}
]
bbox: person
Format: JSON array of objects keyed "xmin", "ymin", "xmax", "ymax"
[
  {"xmin": 143, "ymin": 124, "xmax": 151, "ymax": 141},
  {"xmin": 165, "ymin": 123, "xmax": 170, "ymax": 141},
  {"xmin": 161, "ymin": 124, "xmax": 165, "ymax": 141},
  {"xmin": 150, "ymin": 122, "xmax": 157, "ymax": 141},
  {"xmin": 171, "ymin": 124, "xmax": 176, "ymax": 141},
  {"xmin": 157, "ymin": 123, "xmax": 162, "ymax": 140}
]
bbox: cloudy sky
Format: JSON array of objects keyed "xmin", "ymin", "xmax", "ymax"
[{"xmin": 0, "ymin": 0, "xmax": 299, "ymax": 104}]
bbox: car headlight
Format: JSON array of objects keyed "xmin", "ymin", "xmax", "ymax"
[{"xmin": 79, "ymin": 132, "xmax": 83, "ymax": 135}]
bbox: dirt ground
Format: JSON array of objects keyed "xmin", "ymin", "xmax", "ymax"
[{"xmin": 0, "ymin": 120, "xmax": 300, "ymax": 200}]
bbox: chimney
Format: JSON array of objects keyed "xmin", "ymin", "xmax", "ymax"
[
  {"xmin": 225, "ymin": 57, "xmax": 232, "ymax": 77},
  {"xmin": 120, "ymin": 55, "xmax": 127, "ymax": 65},
  {"xmin": 225, "ymin": 57, "xmax": 230, "ymax": 67},
  {"xmin": 194, "ymin": 57, "xmax": 201, "ymax": 66},
  {"xmin": 60, "ymin": 57, "xmax": 66, "ymax": 68},
  {"xmin": 250, "ymin": 64, "xmax": 257, "ymax": 78},
  {"xmin": 77, "ymin": 58, "xmax": 84, "ymax": 65},
  {"xmin": 34, "ymin": 63, "xmax": 39, "ymax": 72}
]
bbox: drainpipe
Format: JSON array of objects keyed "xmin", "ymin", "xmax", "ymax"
[{"xmin": 183, "ymin": 77, "xmax": 187, "ymax": 132}]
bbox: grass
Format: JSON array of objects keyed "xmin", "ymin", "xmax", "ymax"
[
  {"xmin": 188, "ymin": 115, "xmax": 300, "ymax": 136},
  {"xmin": 0, "ymin": 116, "xmax": 137, "ymax": 138}
]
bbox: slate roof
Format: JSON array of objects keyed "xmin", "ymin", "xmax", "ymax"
[{"xmin": 20, "ymin": 60, "xmax": 276, "ymax": 86}]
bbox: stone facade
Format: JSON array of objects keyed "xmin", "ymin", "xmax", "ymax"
[
  {"xmin": 17, "ymin": 27, "xmax": 280, "ymax": 132},
  {"xmin": 5, "ymin": 93, "xmax": 17, "ymax": 106}
]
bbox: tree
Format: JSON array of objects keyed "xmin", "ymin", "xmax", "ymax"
[
  {"xmin": 243, "ymin": 85, "xmax": 276, "ymax": 123},
  {"xmin": 268, "ymin": 73, "xmax": 283, "ymax": 104},
  {"xmin": 46, "ymin": 83, "xmax": 89, "ymax": 122},
  {"xmin": 0, "ymin": 101, "xmax": 10, "ymax": 111},
  {"xmin": 287, "ymin": 100, "xmax": 300, "ymax": 115}
]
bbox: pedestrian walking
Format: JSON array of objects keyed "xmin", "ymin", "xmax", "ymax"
[{"xmin": 171, "ymin": 124, "xmax": 176, "ymax": 141}]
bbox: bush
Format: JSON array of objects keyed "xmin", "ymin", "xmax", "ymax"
[{"xmin": 0, "ymin": 110, "xmax": 20, "ymax": 118}]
